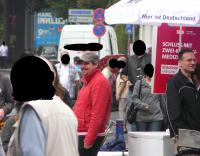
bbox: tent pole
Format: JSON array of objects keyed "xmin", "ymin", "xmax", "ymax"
[{"xmin": 178, "ymin": 25, "xmax": 182, "ymax": 52}]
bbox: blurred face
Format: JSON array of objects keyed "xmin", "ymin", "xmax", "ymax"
[
  {"xmin": 109, "ymin": 66, "xmax": 119, "ymax": 73},
  {"xmin": 179, "ymin": 52, "xmax": 196, "ymax": 73},
  {"xmin": 81, "ymin": 61, "xmax": 97, "ymax": 76}
]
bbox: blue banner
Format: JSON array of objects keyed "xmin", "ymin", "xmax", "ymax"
[{"xmin": 34, "ymin": 12, "xmax": 67, "ymax": 48}]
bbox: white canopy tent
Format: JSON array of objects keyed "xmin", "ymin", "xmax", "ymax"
[
  {"xmin": 105, "ymin": 0, "xmax": 200, "ymax": 26},
  {"xmin": 105, "ymin": 0, "xmax": 200, "ymax": 50}
]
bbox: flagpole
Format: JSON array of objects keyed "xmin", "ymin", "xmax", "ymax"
[{"xmin": 178, "ymin": 25, "xmax": 182, "ymax": 51}]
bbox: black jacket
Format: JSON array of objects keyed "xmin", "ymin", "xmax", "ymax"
[
  {"xmin": 166, "ymin": 70, "xmax": 200, "ymax": 137},
  {"xmin": 121, "ymin": 53, "xmax": 151, "ymax": 91}
]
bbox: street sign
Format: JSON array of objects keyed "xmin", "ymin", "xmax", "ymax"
[
  {"xmin": 68, "ymin": 9, "xmax": 94, "ymax": 24},
  {"xmin": 93, "ymin": 23, "xmax": 106, "ymax": 37},
  {"xmin": 125, "ymin": 24, "xmax": 133, "ymax": 34},
  {"xmin": 68, "ymin": 16, "xmax": 93, "ymax": 24},
  {"xmin": 93, "ymin": 8, "xmax": 105, "ymax": 23},
  {"xmin": 68, "ymin": 9, "xmax": 94, "ymax": 16}
]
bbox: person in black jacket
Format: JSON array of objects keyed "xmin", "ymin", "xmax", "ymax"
[
  {"xmin": 166, "ymin": 49, "xmax": 200, "ymax": 140},
  {"xmin": 192, "ymin": 63, "xmax": 200, "ymax": 92}
]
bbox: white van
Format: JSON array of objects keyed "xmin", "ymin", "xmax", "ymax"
[{"xmin": 58, "ymin": 24, "xmax": 118, "ymax": 64}]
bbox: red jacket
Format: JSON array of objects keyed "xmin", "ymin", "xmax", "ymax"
[{"xmin": 73, "ymin": 68, "xmax": 112, "ymax": 146}]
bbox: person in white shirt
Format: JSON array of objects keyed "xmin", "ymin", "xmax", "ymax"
[
  {"xmin": 0, "ymin": 41, "xmax": 8, "ymax": 68},
  {"xmin": 56, "ymin": 51, "xmax": 81, "ymax": 106}
]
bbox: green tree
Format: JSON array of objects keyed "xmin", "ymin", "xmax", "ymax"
[
  {"xmin": 106, "ymin": 0, "xmax": 120, "ymax": 8},
  {"xmin": 88, "ymin": 0, "xmax": 108, "ymax": 9},
  {"xmin": 115, "ymin": 25, "xmax": 128, "ymax": 54},
  {"xmin": 25, "ymin": 0, "xmax": 47, "ymax": 13}
]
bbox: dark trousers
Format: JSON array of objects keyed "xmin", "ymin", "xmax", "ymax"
[
  {"xmin": 0, "ymin": 57, "xmax": 8, "ymax": 68},
  {"xmin": 78, "ymin": 136, "xmax": 104, "ymax": 156}
]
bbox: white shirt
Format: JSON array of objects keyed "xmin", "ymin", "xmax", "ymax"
[
  {"xmin": 56, "ymin": 63, "xmax": 80, "ymax": 99},
  {"xmin": 0, "ymin": 45, "xmax": 8, "ymax": 56},
  {"xmin": 102, "ymin": 67, "xmax": 112, "ymax": 79}
]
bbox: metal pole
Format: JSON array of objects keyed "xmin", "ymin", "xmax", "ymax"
[
  {"xmin": 128, "ymin": 33, "xmax": 131, "ymax": 56},
  {"xmin": 98, "ymin": 37, "xmax": 101, "ymax": 57},
  {"xmin": 178, "ymin": 25, "xmax": 182, "ymax": 51}
]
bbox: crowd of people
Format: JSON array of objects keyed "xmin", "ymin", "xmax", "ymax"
[{"xmin": 0, "ymin": 40, "xmax": 200, "ymax": 156}]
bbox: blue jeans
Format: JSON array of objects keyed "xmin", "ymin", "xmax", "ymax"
[
  {"xmin": 136, "ymin": 120, "xmax": 162, "ymax": 131},
  {"xmin": 0, "ymin": 138, "xmax": 5, "ymax": 156}
]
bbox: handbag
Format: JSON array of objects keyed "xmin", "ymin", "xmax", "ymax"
[
  {"xmin": 127, "ymin": 80, "xmax": 142, "ymax": 124},
  {"xmin": 177, "ymin": 129, "xmax": 200, "ymax": 150}
]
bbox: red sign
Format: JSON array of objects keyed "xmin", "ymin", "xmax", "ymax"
[
  {"xmin": 152, "ymin": 23, "xmax": 200, "ymax": 94},
  {"xmin": 93, "ymin": 8, "xmax": 105, "ymax": 23},
  {"xmin": 93, "ymin": 23, "xmax": 106, "ymax": 37}
]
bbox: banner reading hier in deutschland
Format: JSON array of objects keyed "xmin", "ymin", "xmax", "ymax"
[{"xmin": 152, "ymin": 23, "xmax": 200, "ymax": 94}]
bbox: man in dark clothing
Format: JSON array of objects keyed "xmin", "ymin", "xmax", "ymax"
[
  {"xmin": 121, "ymin": 40, "xmax": 151, "ymax": 90},
  {"xmin": 121, "ymin": 51, "xmax": 151, "ymax": 91},
  {"xmin": 166, "ymin": 49, "xmax": 200, "ymax": 139}
]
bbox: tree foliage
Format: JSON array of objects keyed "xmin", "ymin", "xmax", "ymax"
[
  {"xmin": 115, "ymin": 25, "xmax": 128, "ymax": 54},
  {"xmin": 25, "ymin": 0, "xmax": 47, "ymax": 13}
]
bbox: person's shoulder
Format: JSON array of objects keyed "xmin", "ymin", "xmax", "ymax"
[
  {"xmin": 102, "ymin": 66, "xmax": 108, "ymax": 73},
  {"xmin": 55, "ymin": 62, "xmax": 62, "ymax": 70},
  {"xmin": 55, "ymin": 62, "xmax": 60, "ymax": 67},
  {"xmin": 129, "ymin": 55, "xmax": 136, "ymax": 59},
  {"xmin": 171, "ymin": 71, "xmax": 181, "ymax": 80},
  {"xmin": 144, "ymin": 53, "xmax": 151, "ymax": 59},
  {"xmin": 102, "ymin": 67, "xmax": 110, "ymax": 77},
  {"xmin": 167, "ymin": 72, "xmax": 181, "ymax": 86},
  {"xmin": 96, "ymin": 71, "xmax": 110, "ymax": 83},
  {"xmin": 126, "ymin": 55, "xmax": 136, "ymax": 64}
]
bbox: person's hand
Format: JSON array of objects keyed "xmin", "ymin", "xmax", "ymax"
[
  {"xmin": 144, "ymin": 105, "xmax": 149, "ymax": 112},
  {"xmin": 170, "ymin": 136, "xmax": 178, "ymax": 149},
  {"xmin": 121, "ymin": 75, "xmax": 128, "ymax": 82},
  {"xmin": 84, "ymin": 144, "xmax": 93, "ymax": 149},
  {"xmin": 126, "ymin": 80, "xmax": 133, "ymax": 86},
  {"xmin": 0, "ymin": 109, "xmax": 5, "ymax": 120}
]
